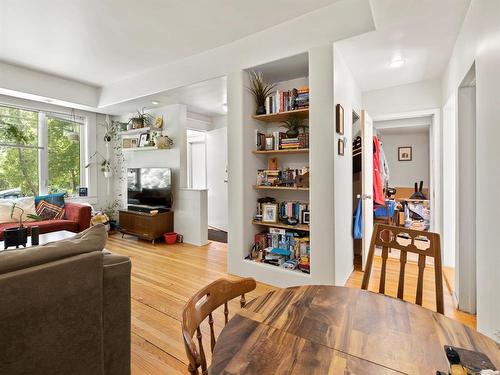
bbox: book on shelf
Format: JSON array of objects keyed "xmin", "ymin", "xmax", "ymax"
[
  {"xmin": 256, "ymin": 167, "xmax": 309, "ymax": 188},
  {"xmin": 255, "ymin": 131, "xmax": 308, "ymax": 151},
  {"xmin": 255, "ymin": 198, "xmax": 309, "ymax": 225},
  {"xmin": 250, "ymin": 228, "xmax": 310, "ymax": 271},
  {"xmin": 264, "ymin": 87, "xmax": 309, "ymax": 115}
]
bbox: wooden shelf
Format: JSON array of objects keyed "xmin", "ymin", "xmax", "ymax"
[
  {"xmin": 118, "ymin": 127, "xmax": 151, "ymax": 136},
  {"xmin": 253, "ymin": 185, "xmax": 309, "ymax": 191},
  {"xmin": 253, "ymin": 148, "xmax": 309, "ymax": 155},
  {"xmin": 252, "ymin": 220, "xmax": 310, "ymax": 232},
  {"xmin": 252, "ymin": 108, "xmax": 309, "ymax": 123},
  {"xmin": 122, "ymin": 146, "xmax": 173, "ymax": 152}
]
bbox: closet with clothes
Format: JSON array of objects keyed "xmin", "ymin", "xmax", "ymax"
[{"xmin": 352, "ymin": 124, "xmax": 432, "ymax": 267}]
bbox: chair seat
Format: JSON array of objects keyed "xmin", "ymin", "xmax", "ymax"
[{"xmin": 0, "ymin": 220, "xmax": 79, "ymax": 240}]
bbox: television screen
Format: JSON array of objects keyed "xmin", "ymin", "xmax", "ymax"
[{"xmin": 127, "ymin": 168, "xmax": 172, "ymax": 208}]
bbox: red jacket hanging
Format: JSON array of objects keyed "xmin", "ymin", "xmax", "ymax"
[{"xmin": 373, "ymin": 136, "xmax": 385, "ymax": 206}]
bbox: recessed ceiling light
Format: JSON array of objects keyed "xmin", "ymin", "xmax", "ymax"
[
  {"xmin": 151, "ymin": 100, "xmax": 160, "ymax": 105},
  {"xmin": 389, "ymin": 58, "xmax": 405, "ymax": 68}
]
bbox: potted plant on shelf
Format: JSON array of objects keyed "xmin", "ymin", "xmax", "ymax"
[
  {"xmin": 4, "ymin": 203, "xmax": 41, "ymax": 248},
  {"xmin": 281, "ymin": 116, "xmax": 308, "ymax": 138},
  {"xmin": 128, "ymin": 110, "xmax": 154, "ymax": 129},
  {"xmin": 247, "ymin": 71, "xmax": 276, "ymax": 115}
]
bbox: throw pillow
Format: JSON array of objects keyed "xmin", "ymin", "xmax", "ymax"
[
  {"xmin": 0, "ymin": 197, "xmax": 37, "ymax": 224},
  {"xmin": 35, "ymin": 193, "xmax": 65, "ymax": 220}
]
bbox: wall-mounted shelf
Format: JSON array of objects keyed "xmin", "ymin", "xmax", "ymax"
[
  {"xmin": 122, "ymin": 146, "xmax": 172, "ymax": 152},
  {"xmin": 253, "ymin": 148, "xmax": 309, "ymax": 155},
  {"xmin": 118, "ymin": 127, "xmax": 151, "ymax": 136},
  {"xmin": 252, "ymin": 220, "xmax": 310, "ymax": 232},
  {"xmin": 252, "ymin": 108, "xmax": 309, "ymax": 123},
  {"xmin": 253, "ymin": 185, "xmax": 309, "ymax": 191}
]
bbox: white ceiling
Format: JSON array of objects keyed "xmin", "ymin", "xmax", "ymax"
[
  {"xmin": 336, "ymin": 0, "xmax": 471, "ymax": 92},
  {"xmin": 103, "ymin": 76, "xmax": 227, "ymax": 116},
  {"xmin": 0, "ymin": 0, "xmax": 340, "ymax": 86}
]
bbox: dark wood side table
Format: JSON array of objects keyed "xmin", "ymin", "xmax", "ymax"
[
  {"xmin": 210, "ymin": 286, "xmax": 500, "ymax": 374},
  {"xmin": 119, "ymin": 210, "xmax": 173, "ymax": 244}
]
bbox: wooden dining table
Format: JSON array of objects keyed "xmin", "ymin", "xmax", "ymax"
[{"xmin": 210, "ymin": 286, "xmax": 500, "ymax": 374}]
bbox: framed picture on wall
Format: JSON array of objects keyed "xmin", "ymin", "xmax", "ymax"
[
  {"xmin": 262, "ymin": 203, "xmax": 278, "ymax": 223},
  {"xmin": 336, "ymin": 104, "xmax": 344, "ymax": 135},
  {"xmin": 398, "ymin": 146, "xmax": 412, "ymax": 161},
  {"xmin": 138, "ymin": 133, "xmax": 149, "ymax": 147}
]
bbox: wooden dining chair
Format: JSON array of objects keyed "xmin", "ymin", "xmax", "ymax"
[
  {"xmin": 361, "ymin": 224, "xmax": 444, "ymax": 314},
  {"xmin": 181, "ymin": 277, "xmax": 257, "ymax": 375}
]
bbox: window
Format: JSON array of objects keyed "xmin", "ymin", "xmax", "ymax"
[{"xmin": 0, "ymin": 104, "xmax": 86, "ymax": 198}]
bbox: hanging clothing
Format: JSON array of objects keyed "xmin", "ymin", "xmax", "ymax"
[
  {"xmin": 378, "ymin": 141, "xmax": 390, "ymax": 186},
  {"xmin": 353, "ymin": 197, "xmax": 362, "ymax": 239},
  {"xmin": 373, "ymin": 136, "xmax": 385, "ymax": 206}
]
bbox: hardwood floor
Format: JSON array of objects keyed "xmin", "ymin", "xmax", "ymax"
[{"xmin": 105, "ymin": 235, "xmax": 476, "ymax": 375}]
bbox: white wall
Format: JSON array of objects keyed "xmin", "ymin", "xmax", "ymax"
[
  {"xmin": 377, "ymin": 131, "xmax": 430, "ymax": 188},
  {"xmin": 98, "ymin": 0, "xmax": 374, "ymax": 108},
  {"xmin": 456, "ymin": 85, "xmax": 476, "ymax": 314},
  {"xmin": 175, "ymin": 188, "xmax": 208, "ymax": 246},
  {"xmin": 206, "ymin": 126, "xmax": 228, "ymax": 231},
  {"xmin": 441, "ymin": 0, "xmax": 500, "ymax": 340},
  {"xmin": 333, "ymin": 45, "xmax": 362, "ymax": 285},
  {"xmin": 363, "ymin": 79, "xmax": 442, "ymax": 118}
]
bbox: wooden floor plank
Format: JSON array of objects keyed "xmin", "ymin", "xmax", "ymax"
[{"xmin": 105, "ymin": 235, "xmax": 476, "ymax": 375}]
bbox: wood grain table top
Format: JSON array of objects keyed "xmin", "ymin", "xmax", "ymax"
[{"xmin": 210, "ymin": 286, "xmax": 500, "ymax": 375}]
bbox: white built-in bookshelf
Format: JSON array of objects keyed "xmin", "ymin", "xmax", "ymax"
[{"xmin": 227, "ymin": 48, "xmax": 337, "ymax": 287}]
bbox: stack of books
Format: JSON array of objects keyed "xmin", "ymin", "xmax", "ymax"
[
  {"xmin": 264, "ymin": 87, "xmax": 310, "ymax": 114},
  {"xmin": 252, "ymin": 228, "xmax": 310, "ymax": 270},
  {"xmin": 295, "ymin": 88, "xmax": 309, "ymax": 109},
  {"xmin": 281, "ymin": 137, "xmax": 300, "ymax": 149}
]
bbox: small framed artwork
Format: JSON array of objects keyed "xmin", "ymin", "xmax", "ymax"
[
  {"xmin": 268, "ymin": 157, "xmax": 278, "ymax": 171},
  {"xmin": 139, "ymin": 133, "xmax": 149, "ymax": 147},
  {"xmin": 262, "ymin": 203, "xmax": 278, "ymax": 223},
  {"xmin": 265, "ymin": 136, "xmax": 274, "ymax": 151},
  {"xmin": 122, "ymin": 138, "xmax": 133, "ymax": 148},
  {"xmin": 336, "ymin": 104, "xmax": 344, "ymax": 135},
  {"xmin": 302, "ymin": 210, "xmax": 310, "ymax": 225},
  {"xmin": 78, "ymin": 187, "xmax": 88, "ymax": 197},
  {"xmin": 398, "ymin": 146, "xmax": 412, "ymax": 161},
  {"xmin": 338, "ymin": 138, "xmax": 345, "ymax": 156},
  {"xmin": 131, "ymin": 138, "xmax": 138, "ymax": 148}
]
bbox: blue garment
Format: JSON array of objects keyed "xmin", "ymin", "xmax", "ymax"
[
  {"xmin": 374, "ymin": 200, "xmax": 396, "ymax": 218},
  {"xmin": 353, "ymin": 198, "xmax": 362, "ymax": 239}
]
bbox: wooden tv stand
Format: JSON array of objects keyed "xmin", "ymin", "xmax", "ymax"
[{"xmin": 119, "ymin": 210, "xmax": 174, "ymax": 244}]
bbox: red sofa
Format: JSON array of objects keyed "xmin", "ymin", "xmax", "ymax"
[{"xmin": 0, "ymin": 202, "xmax": 92, "ymax": 240}]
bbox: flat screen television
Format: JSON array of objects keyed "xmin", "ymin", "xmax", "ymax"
[{"xmin": 127, "ymin": 168, "xmax": 172, "ymax": 209}]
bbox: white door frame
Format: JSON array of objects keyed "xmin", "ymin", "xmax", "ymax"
[{"xmin": 372, "ymin": 108, "xmax": 441, "ymax": 235}]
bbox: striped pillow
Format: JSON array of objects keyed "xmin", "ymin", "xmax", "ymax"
[{"xmin": 35, "ymin": 193, "xmax": 65, "ymax": 220}]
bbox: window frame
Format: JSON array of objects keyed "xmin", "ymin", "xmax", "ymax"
[{"xmin": 0, "ymin": 104, "xmax": 87, "ymax": 197}]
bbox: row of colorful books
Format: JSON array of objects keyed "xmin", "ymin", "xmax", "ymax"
[
  {"xmin": 264, "ymin": 88, "xmax": 309, "ymax": 114},
  {"xmin": 256, "ymin": 168, "xmax": 308, "ymax": 188},
  {"xmin": 255, "ymin": 130, "xmax": 308, "ymax": 151}
]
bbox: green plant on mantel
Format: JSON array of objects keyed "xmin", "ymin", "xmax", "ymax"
[{"xmin": 128, "ymin": 110, "xmax": 154, "ymax": 129}]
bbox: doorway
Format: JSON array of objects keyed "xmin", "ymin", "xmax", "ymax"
[{"xmin": 352, "ymin": 109, "xmax": 441, "ymax": 269}]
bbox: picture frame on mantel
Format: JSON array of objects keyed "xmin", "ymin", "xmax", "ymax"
[{"xmin": 336, "ymin": 104, "xmax": 344, "ymax": 135}]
